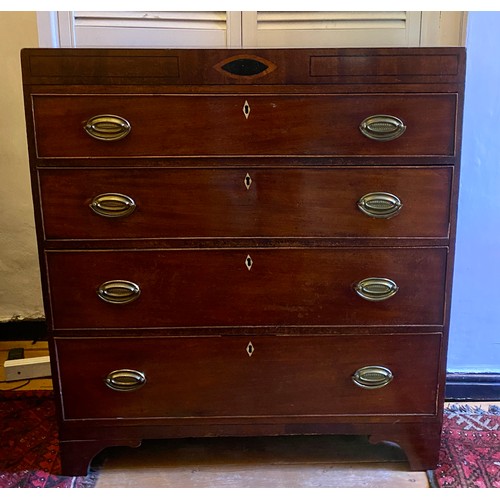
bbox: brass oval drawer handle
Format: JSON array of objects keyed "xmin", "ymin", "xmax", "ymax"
[
  {"xmin": 97, "ymin": 280, "xmax": 141, "ymax": 304},
  {"xmin": 90, "ymin": 193, "xmax": 136, "ymax": 218},
  {"xmin": 104, "ymin": 369, "xmax": 146, "ymax": 392},
  {"xmin": 357, "ymin": 192, "xmax": 402, "ymax": 219},
  {"xmin": 352, "ymin": 366, "xmax": 393, "ymax": 389},
  {"xmin": 354, "ymin": 277, "xmax": 399, "ymax": 302},
  {"xmin": 359, "ymin": 115, "xmax": 406, "ymax": 141},
  {"xmin": 84, "ymin": 114, "xmax": 131, "ymax": 141}
]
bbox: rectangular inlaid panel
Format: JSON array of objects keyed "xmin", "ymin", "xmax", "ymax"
[
  {"xmin": 309, "ymin": 54, "xmax": 460, "ymax": 77},
  {"xmin": 27, "ymin": 54, "xmax": 180, "ymax": 78}
]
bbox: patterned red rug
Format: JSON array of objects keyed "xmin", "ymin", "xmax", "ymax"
[
  {"xmin": 430, "ymin": 404, "xmax": 500, "ymax": 488},
  {"xmin": 0, "ymin": 390, "xmax": 97, "ymax": 488}
]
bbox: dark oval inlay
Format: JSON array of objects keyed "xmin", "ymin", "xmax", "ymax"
[{"xmin": 221, "ymin": 58, "xmax": 269, "ymax": 76}]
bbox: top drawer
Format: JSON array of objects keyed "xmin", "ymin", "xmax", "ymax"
[{"xmin": 31, "ymin": 94, "xmax": 457, "ymax": 159}]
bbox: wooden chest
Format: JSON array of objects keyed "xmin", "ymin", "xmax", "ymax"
[{"xmin": 21, "ymin": 47, "xmax": 465, "ymax": 475}]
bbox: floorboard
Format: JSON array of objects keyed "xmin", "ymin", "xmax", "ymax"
[{"xmin": 94, "ymin": 435, "xmax": 428, "ymax": 488}]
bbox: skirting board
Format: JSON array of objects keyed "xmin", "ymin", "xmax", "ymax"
[
  {"xmin": 0, "ymin": 319, "xmax": 47, "ymax": 341},
  {"xmin": 0, "ymin": 320, "xmax": 498, "ymax": 400},
  {"xmin": 445, "ymin": 372, "xmax": 500, "ymax": 401}
]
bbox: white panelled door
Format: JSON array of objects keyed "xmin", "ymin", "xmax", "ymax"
[{"xmin": 38, "ymin": 11, "xmax": 466, "ymax": 48}]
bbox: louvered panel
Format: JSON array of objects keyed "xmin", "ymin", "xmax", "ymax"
[
  {"xmin": 74, "ymin": 11, "xmax": 227, "ymax": 30},
  {"xmin": 243, "ymin": 11, "xmax": 422, "ymax": 47},
  {"xmin": 71, "ymin": 11, "xmax": 232, "ymax": 48},
  {"xmin": 257, "ymin": 11, "xmax": 408, "ymax": 30}
]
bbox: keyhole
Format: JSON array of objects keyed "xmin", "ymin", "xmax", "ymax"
[
  {"xmin": 246, "ymin": 342, "xmax": 254, "ymax": 357},
  {"xmin": 243, "ymin": 100, "xmax": 251, "ymax": 119},
  {"xmin": 244, "ymin": 173, "xmax": 252, "ymax": 190},
  {"xmin": 245, "ymin": 255, "xmax": 253, "ymax": 271}
]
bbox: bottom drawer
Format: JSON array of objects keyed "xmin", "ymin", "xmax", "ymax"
[{"xmin": 55, "ymin": 334, "xmax": 441, "ymax": 421}]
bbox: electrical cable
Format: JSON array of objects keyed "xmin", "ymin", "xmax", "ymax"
[{"xmin": 0, "ymin": 379, "xmax": 32, "ymax": 390}]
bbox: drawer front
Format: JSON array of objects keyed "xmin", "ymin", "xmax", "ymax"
[
  {"xmin": 32, "ymin": 94, "xmax": 456, "ymax": 158},
  {"xmin": 55, "ymin": 334, "xmax": 440, "ymax": 420},
  {"xmin": 47, "ymin": 248, "xmax": 447, "ymax": 329},
  {"xmin": 38, "ymin": 167, "xmax": 452, "ymax": 240}
]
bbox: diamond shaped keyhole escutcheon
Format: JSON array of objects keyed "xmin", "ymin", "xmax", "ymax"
[
  {"xmin": 243, "ymin": 100, "xmax": 251, "ymax": 119},
  {"xmin": 246, "ymin": 342, "xmax": 255, "ymax": 357},
  {"xmin": 245, "ymin": 255, "xmax": 253, "ymax": 271},
  {"xmin": 244, "ymin": 173, "xmax": 252, "ymax": 190}
]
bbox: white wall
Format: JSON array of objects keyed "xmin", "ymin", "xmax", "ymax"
[{"xmin": 0, "ymin": 11, "xmax": 44, "ymax": 322}]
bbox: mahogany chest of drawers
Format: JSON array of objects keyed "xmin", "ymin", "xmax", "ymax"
[{"xmin": 21, "ymin": 47, "xmax": 465, "ymax": 475}]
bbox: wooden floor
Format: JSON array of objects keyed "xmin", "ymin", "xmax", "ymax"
[
  {"xmin": 93, "ymin": 435, "xmax": 428, "ymax": 488},
  {"xmin": 1, "ymin": 340, "xmax": 431, "ymax": 487}
]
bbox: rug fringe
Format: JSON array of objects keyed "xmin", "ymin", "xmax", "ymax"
[{"xmin": 445, "ymin": 403, "xmax": 500, "ymax": 415}]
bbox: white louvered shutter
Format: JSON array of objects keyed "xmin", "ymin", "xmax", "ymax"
[
  {"xmin": 241, "ymin": 11, "xmax": 422, "ymax": 47},
  {"xmin": 58, "ymin": 11, "xmax": 242, "ymax": 48},
  {"xmin": 44, "ymin": 11, "xmax": 465, "ymax": 49}
]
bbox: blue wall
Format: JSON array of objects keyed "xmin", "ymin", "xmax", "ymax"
[{"xmin": 448, "ymin": 11, "xmax": 500, "ymax": 373}]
